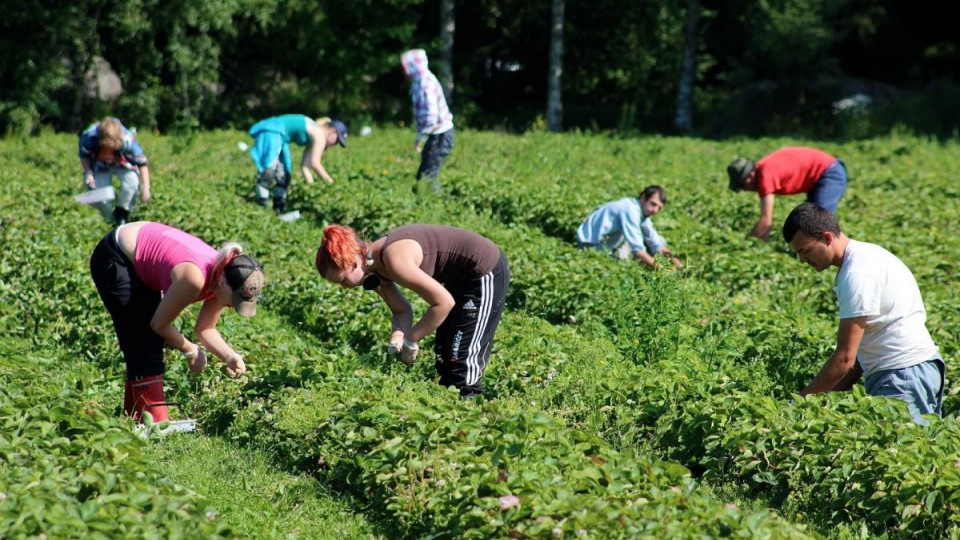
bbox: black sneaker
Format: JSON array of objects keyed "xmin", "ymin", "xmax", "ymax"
[{"xmin": 113, "ymin": 207, "xmax": 129, "ymax": 226}]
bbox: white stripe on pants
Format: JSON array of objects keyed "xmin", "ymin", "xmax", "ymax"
[{"xmin": 464, "ymin": 272, "xmax": 493, "ymax": 386}]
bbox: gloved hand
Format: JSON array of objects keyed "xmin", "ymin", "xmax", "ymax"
[
  {"xmin": 226, "ymin": 354, "xmax": 247, "ymax": 377},
  {"xmin": 183, "ymin": 345, "xmax": 207, "ymax": 373},
  {"xmin": 387, "ymin": 333, "xmax": 404, "ymax": 356},
  {"xmin": 400, "ymin": 339, "xmax": 419, "ymax": 365}
]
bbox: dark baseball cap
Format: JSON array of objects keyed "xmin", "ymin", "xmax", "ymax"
[
  {"xmin": 727, "ymin": 157, "xmax": 755, "ymax": 192},
  {"xmin": 224, "ymin": 254, "xmax": 265, "ymax": 317},
  {"xmin": 329, "ymin": 120, "xmax": 348, "ymax": 147}
]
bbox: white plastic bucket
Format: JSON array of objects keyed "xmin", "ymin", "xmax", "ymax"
[
  {"xmin": 278, "ymin": 210, "xmax": 301, "ymax": 222},
  {"xmin": 74, "ymin": 186, "xmax": 116, "ymax": 205}
]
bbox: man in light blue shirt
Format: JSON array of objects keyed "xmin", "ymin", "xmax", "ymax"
[{"xmin": 576, "ymin": 185, "xmax": 683, "ymax": 269}]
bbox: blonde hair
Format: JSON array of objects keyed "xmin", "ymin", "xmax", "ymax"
[
  {"xmin": 204, "ymin": 242, "xmax": 243, "ymax": 296},
  {"xmin": 97, "ymin": 118, "xmax": 124, "ymax": 151},
  {"xmin": 315, "ymin": 117, "xmax": 331, "ymax": 126}
]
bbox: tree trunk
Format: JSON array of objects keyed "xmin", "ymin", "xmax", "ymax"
[
  {"xmin": 439, "ymin": 0, "xmax": 455, "ymax": 104},
  {"xmin": 546, "ymin": 0, "xmax": 564, "ymax": 132},
  {"xmin": 674, "ymin": 0, "xmax": 700, "ymax": 134}
]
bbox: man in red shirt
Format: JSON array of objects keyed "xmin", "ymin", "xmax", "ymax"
[{"xmin": 727, "ymin": 147, "xmax": 847, "ymax": 240}]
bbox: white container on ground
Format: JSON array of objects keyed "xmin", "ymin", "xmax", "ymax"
[
  {"xmin": 278, "ymin": 210, "xmax": 301, "ymax": 222},
  {"xmin": 135, "ymin": 419, "xmax": 197, "ymax": 439},
  {"xmin": 74, "ymin": 186, "xmax": 116, "ymax": 205}
]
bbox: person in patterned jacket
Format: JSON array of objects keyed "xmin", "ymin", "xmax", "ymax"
[
  {"xmin": 78, "ymin": 117, "xmax": 151, "ymax": 225},
  {"xmin": 401, "ymin": 49, "xmax": 455, "ymax": 193}
]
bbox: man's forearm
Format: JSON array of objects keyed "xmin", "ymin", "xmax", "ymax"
[
  {"xmin": 748, "ymin": 219, "xmax": 772, "ymax": 240},
  {"xmin": 634, "ymin": 250, "xmax": 656, "ymax": 269},
  {"xmin": 802, "ymin": 352, "xmax": 856, "ymax": 395}
]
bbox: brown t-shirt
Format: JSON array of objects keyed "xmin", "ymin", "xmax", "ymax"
[{"xmin": 380, "ymin": 224, "xmax": 500, "ymax": 284}]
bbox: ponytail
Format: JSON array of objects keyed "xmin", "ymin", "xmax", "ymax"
[
  {"xmin": 316, "ymin": 225, "xmax": 365, "ymax": 277},
  {"xmin": 205, "ymin": 241, "xmax": 243, "ymax": 296}
]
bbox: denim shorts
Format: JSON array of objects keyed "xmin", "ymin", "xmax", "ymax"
[
  {"xmin": 807, "ymin": 159, "xmax": 848, "ymax": 212},
  {"xmin": 863, "ymin": 358, "xmax": 945, "ymax": 425}
]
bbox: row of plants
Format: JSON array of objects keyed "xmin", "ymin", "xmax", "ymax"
[
  {"xmin": 446, "ymin": 130, "xmax": 960, "ymax": 355},
  {"xmin": 206, "ymin": 132, "xmax": 952, "ymax": 530},
  {"xmin": 149, "ymin": 128, "xmax": 960, "ymax": 537},
  {"xmin": 202, "ymin": 363, "xmax": 817, "ymax": 539},
  {"xmin": 3, "ymin": 130, "xmax": 959, "ymax": 537},
  {"xmin": 0, "ymin": 134, "xmax": 819, "ymax": 537},
  {"xmin": 264, "ymin": 129, "xmax": 960, "ymax": 536},
  {"xmin": 0, "ymin": 338, "xmax": 229, "ymax": 540}
]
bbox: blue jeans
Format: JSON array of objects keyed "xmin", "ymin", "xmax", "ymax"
[
  {"xmin": 416, "ymin": 128, "xmax": 455, "ymax": 191},
  {"xmin": 864, "ymin": 359, "xmax": 945, "ymax": 425},
  {"xmin": 254, "ymin": 160, "xmax": 291, "ymax": 212},
  {"xmin": 807, "ymin": 159, "xmax": 847, "ymax": 212},
  {"xmin": 577, "ymin": 238, "xmax": 631, "ymax": 261},
  {"xmin": 84, "ymin": 166, "xmax": 141, "ymax": 222}
]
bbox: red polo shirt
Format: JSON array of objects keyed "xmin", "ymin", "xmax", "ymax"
[{"xmin": 756, "ymin": 147, "xmax": 837, "ymax": 197}]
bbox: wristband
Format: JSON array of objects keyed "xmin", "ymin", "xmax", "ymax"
[
  {"xmin": 182, "ymin": 345, "xmax": 199, "ymax": 360},
  {"xmin": 402, "ymin": 339, "xmax": 419, "ymax": 351}
]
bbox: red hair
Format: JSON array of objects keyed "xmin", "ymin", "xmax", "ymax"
[{"xmin": 316, "ymin": 225, "xmax": 365, "ymax": 277}]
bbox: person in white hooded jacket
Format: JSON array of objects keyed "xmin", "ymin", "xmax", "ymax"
[{"xmin": 401, "ymin": 49, "xmax": 455, "ymax": 193}]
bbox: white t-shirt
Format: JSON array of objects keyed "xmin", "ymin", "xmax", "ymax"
[{"xmin": 835, "ymin": 240, "xmax": 939, "ymax": 378}]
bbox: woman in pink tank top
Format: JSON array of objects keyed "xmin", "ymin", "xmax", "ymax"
[{"xmin": 90, "ymin": 221, "xmax": 266, "ymax": 424}]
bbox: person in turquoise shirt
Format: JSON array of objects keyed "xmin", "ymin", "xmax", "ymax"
[{"xmin": 248, "ymin": 115, "xmax": 348, "ymax": 214}]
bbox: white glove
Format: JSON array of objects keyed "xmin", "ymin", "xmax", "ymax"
[
  {"xmin": 183, "ymin": 345, "xmax": 208, "ymax": 373},
  {"xmin": 400, "ymin": 339, "xmax": 419, "ymax": 365},
  {"xmin": 226, "ymin": 354, "xmax": 247, "ymax": 377},
  {"xmin": 387, "ymin": 336, "xmax": 404, "ymax": 356}
]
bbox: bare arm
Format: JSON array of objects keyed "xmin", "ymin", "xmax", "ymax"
[
  {"xmin": 301, "ymin": 144, "xmax": 333, "ymax": 184},
  {"xmin": 831, "ymin": 361, "xmax": 863, "ymax": 391},
  {"xmin": 382, "ymin": 243, "xmax": 456, "ymax": 343},
  {"xmin": 801, "ymin": 316, "xmax": 867, "ymax": 396},
  {"xmin": 376, "ymin": 280, "xmax": 415, "ymax": 343},
  {"xmin": 149, "ymin": 262, "xmax": 205, "ymax": 354},
  {"xmin": 138, "ymin": 165, "xmax": 151, "ymax": 203},
  {"xmin": 748, "ymin": 194, "xmax": 776, "ymax": 241},
  {"xmin": 657, "ymin": 246, "xmax": 684, "ymax": 269},
  {"xmin": 194, "ymin": 299, "xmax": 236, "ymax": 361},
  {"xmin": 633, "ymin": 250, "xmax": 657, "ymax": 269},
  {"xmin": 80, "ymin": 158, "xmax": 95, "ymax": 188}
]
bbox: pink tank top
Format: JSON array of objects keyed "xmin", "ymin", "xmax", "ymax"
[{"xmin": 134, "ymin": 223, "xmax": 218, "ymax": 299}]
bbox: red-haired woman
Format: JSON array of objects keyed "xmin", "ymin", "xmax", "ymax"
[
  {"xmin": 90, "ymin": 221, "xmax": 265, "ymax": 423},
  {"xmin": 316, "ymin": 224, "xmax": 510, "ymax": 398}
]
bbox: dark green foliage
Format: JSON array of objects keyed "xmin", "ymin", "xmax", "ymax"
[{"xmin": 1, "ymin": 0, "xmax": 957, "ymax": 136}]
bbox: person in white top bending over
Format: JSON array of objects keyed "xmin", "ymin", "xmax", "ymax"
[{"xmin": 782, "ymin": 202, "xmax": 944, "ymax": 424}]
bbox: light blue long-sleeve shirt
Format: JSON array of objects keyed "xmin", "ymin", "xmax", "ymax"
[{"xmin": 576, "ymin": 198, "xmax": 666, "ymax": 255}]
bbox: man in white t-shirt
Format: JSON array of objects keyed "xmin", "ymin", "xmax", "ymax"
[{"xmin": 782, "ymin": 202, "xmax": 945, "ymax": 424}]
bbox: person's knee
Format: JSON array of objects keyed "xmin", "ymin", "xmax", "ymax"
[{"xmin": 257, "ymin": 171, "xmax": 274, "ymax": 188}]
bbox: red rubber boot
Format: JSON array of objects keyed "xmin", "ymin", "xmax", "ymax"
[
  {"xmin": 123, "ymin": 375, "xmax": 134, "ymax": 417},
  {"xmin": 131, "ymin": 374, "xmax": 169, "ymax": 423}
]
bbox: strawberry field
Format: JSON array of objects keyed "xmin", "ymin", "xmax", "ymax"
[{"xmin": 2, "ymin": 127, "xmax": 959, "ymax": 539}]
